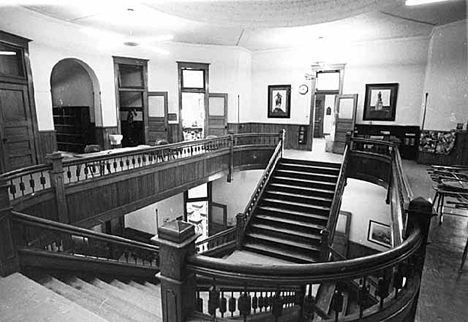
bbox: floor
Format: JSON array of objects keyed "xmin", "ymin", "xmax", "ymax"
[{"xmin": 286, "ymin": 138, "xmax": 468, "ymax": 322}]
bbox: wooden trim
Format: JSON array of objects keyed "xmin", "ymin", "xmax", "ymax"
[{"xmin": 38, "ymin": 130, "xmax": 57, "ymax": 163}]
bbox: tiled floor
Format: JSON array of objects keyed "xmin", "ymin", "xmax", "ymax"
[{"xmin": 285, "ymin": 140, "xmax": 468, "ymax": 321}]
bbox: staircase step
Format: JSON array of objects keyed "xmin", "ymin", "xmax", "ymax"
[
  {"xmin": 143, "ymin": 281, "xmax": 161, "ymax": 294},
  {"xmin": 91, "ymin": 278, "xmax": 161, "ymax": 318},
  {"xmin": 261, "ymin": 199, "xmax": 330, "ymax": 215},
  {"xmin": 243, "ymin": 241, "xmax": 317, "ymax": 263},
  {"xmin": 250, "ymin": 223, "xmax": 322, "ymax": 242},
  {"xmin": 280, "ymin": 158, "xmax": 341, "ymax": 169},
  {"xmin": 110, "ymin": 279, "xmax": 161, "ymax": 302},
  {"xmin": 246, "ymin": 232, "xmax": 321, "ymax": 251},
  {"xmin": 41, "ymin": 276, "xmax": 140, "ymax": 322},
  {"xmin": 266, "ymin": 190, "xmax": 333, "ymax": 205},
  {"xmin": 258, "ymin": 205, "xmax": 329, "ymax": 222},
  {"xmin": 128, "ymin": 280, "xmax": 160, "ymax": 297},
  {"xmin": 276, "ymin": 169, "xmax": 339, "ymax": 182},
  {"xmin": 66, "ymin": 276, "xmax": 158, "ymax": 322},
  {"xmin": 0, "ymin": 273, "xmax": 107, "ymax": 322},
  {"xmin": 272, "ymin": 176, "xmax": 337, "ymax": 189},
  {"xmin": 256, "ymin": 214, "xmax": 326, "ymax": 231},
  {"xmin": 269, "ymin": 183, "xmax": 335, "ymax": 198}
]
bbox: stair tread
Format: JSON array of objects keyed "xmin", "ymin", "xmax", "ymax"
[
  {"xmin": 41, "ymin": 276, "xmax": 141, "ymax": 322},
  {"xmin": 66, "ymin": 276, "xmax": 159, "ymax": 322},
  {"xmin": 256, "ymin": 214, "xmax": 326, "ymax": 230},
  {"xmin": 262, "ymin": 198, "xmax": 331, "ymax": 212},
  {"xmin": 110, "ymin": 279, "xmax": 161, "ymax": 300},
  {"xmin": 266, "ymin": 190, "xmax": 333, "ymax": 202},
  {"xmin": 280, "ymin": 160, "xmax": 341, "ymax": 170},
  {"xmin": 243, "ymin": 242, "xmax": 317, "ymax": 263},
  {"xmin": 270, "ymin": 183, "xmax": 335, "ymax": 194},
  {"xmin": 251, "ymin": 223, "xmax": 321, "ymax": 240},
  {"xmin": 0, "ymin": 273, "xmax": 107, "ymax": 322},
  {"xmin": 276, "ymin": 169, "xmax": 339, "ymax": 179},
  {"xmin": 258, "ymin": 206, "xmax": 329, "ymax": 220},
  {"xmin": 273, "ymin": 176, "xmax": 337, "ymax": 187},
  {"xmin": 246, "ymin": 232, "xmax": 321, "ymax": 251},
  {"xmin": 91, "ymin": 278, "xmax": 161, "ymax": 317}
]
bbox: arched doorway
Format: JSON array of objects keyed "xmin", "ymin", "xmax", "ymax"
[{"xmin": 50, "ymin": 58, "xmax": 101, "ymax": 153}]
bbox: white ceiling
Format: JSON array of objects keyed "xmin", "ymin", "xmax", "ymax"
[{"xmin": 11, "ymin": 0, "xmax": 468, "ymax": 51}]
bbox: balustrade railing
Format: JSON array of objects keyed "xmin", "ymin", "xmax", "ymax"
[
  {"xmin": 11, "ymin": 211, "xmax": 159, "ymax": 268},
  {"xmin": 195, "ymin": 227, "xmax": 237, "ymax": 254},
  {"xmin": 3, "ymin": 164, "xmax": 53, "ymax": 201}
]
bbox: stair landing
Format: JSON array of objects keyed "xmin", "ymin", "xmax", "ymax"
[
  {"xmin": 225, "ymin": 250, "xmax": 293, "ymax": 265},
  {"xmin": 0, "ymin": 273, "xmax": 107, "ymax": 322}
]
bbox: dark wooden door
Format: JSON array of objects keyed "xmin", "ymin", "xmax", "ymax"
[
  {"xmin": 333, "ymin": 94, "xmax": 358, "ymax": 154},
  {"xmin": 0, "ymin": 82, "xmax": 37, "ymax": 171},
  {"xmin": 209, "ymin": 202, "xmax": 227, "ymax": 236},
  {"xmin": 147, "ymin": 91, "xmax": 168, "ymax": 144},
  {"xmin": 314, "ymin": 95, "xmax": 324, "ymax": 138},
  {"xmin": 207, "ymin": 93, "xmax": 228, "ymax": 137}
]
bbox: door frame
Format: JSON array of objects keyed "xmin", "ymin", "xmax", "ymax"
[
  {"xmin": 307, "ymin": 64, "xmax": 346, "ymax": 151},
  {"xmin": 209, "ymin": 202, "xmax": 227, "ymax": 236},
  {"xmin": 0, "ymin": 31, "xmax": 40, "ymax": 170}
]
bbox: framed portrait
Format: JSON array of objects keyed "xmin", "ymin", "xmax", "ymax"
[
  {"xmin": 367, "ymin": 220, "xmax": 392, "ymax": 248},
  {"xmin": 268, "ymin": 85, "xmax": 291, "ymax": 118},
  {"xmin": 363, "ymin": 83, "xmax": 399, "ymax": 121}
]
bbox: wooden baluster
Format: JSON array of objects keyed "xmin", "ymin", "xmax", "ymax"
[
  {"xmin": 272, "ymin": 287, "xmax": 283, "ymax": 321},
  {"xmin": 196, "ymin": 291, "xmax": 203, "ymax": 313},
  {"xmin": 19, "ymin": 177, "xmax": 25, "ymax": 196},
  {"xmin": 252, "ymin": 292, "xmax": 258, "ymax": 313},
  {"xmin": 258, "ymin": 292, "xmax": 265, "ymax": 312},
  {"xmin": 229, "ymin": 291, "xmax": 236, "ymax": 317},
  {"xmin": 239, "ymin": 287, "xmax": 251, "ymax": 321},
  {"xmin": 66, "ymin": 167, "xmax": 72, "ymax": 183},
  {"xmin": 40, "ymin": 171, "xmax": 47, "ymax": 189},
  {"xmin": 29, "ymin": 174, "xmax": 35, "ymax": 193},
  {"xmin": 376, "ymin": 277, "xmax": 390, "ymax": 309},
  {"xmin": 358, "ymin": 277, "xmax": 368, "ymax": 318},
  {"xmin": 9, "ymin": 179, "xmax": 17, "ymax": 199},
  {"xmin": 220, "ymin": 291, "xmax": 227, "ymax": 318},
  {"xmin": 393, "ymin": 265, "xmax": 404, "ymax": 299},
  {"xmin": 332, "ymin": 289, "xmax": 343, "ymax": 322}
]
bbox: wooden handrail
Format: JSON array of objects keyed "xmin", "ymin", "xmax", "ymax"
[
  {"xmin": 195, "ymin": 227, "xmax": 236, "ymax": 247},
  {"xmin": 12, "ymin": 211, "xmax": 159, "ymax": 252},
  {"xmin": 187, "ymin": 227, "xmax": 421, "ymax": 285},
  {"xmin": 1, "ymin": 163, "xmax": 52, "ymax": 181},
  {"xmin": 325, "ymin": 143, "xmax": 350, "ymax": 247}
]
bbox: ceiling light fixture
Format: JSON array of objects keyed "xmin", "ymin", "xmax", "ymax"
[
  {"xmin": 405, "ymin": 0, "xmax": 451, "ymax": 6},
  {"xmin": 0, "ymin": 51, "xmax": 16, "ymax": 56}
]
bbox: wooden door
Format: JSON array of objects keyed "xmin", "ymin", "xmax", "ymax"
[
  {"xmin": 207, "ymin": 93, "xmax": 228, "ymax": 137},
  {"xmin": 333, "ymin": 94, "xmax": 358, "ymax": 154},
  {"xmin": 333, "ymin": 211, "xmax": 352, "ymax": 259},
  {"xmin": 209, "ymin": 202, "xmax": 227, "ymax": 236},
  {"xmin": 314, "ymin": 95, "xmax": 325, "ymax": 138},
  {"xmin": 147, "ymin": 91, "xmax": 168, "ymax": 144},
  {"xmin": 0, "ymin": 82, "xmax": 37, "ymax": 171}
]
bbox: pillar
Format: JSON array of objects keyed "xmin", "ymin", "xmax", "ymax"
[
  {"xmin": 48, "ymin": 152, "xmax": 69, "ymax": 223},
  {"xmin": 156, "ymin": 220, "xmax": 199, "ymax": 322}
]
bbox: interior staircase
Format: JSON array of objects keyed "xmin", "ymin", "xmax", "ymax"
[
  {"xmin": 0, "ymin": 272, "xmax": 162, "ymax": 322},
  {"xmin": 242, "ymin": 158, "xmax": 341, "ymax": 263}
]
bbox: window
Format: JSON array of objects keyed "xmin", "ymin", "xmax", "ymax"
[
  {"xmin": 316, "ymin": 71, "xmax": 340, "ymax": 92},
  {"xmin": 0, "ymin": 42, "xmax": 24, "ymax": 78}
]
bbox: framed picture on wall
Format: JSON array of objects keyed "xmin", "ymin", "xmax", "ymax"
[
  {"xmin": 363, "ymin": 83, "xmax": 399, "ymax": 121},
  {"xmin": 268, "ymin": 85, "xmax": 291, "ymax": 118},
  {"xmin": 367, "ymin": 220, "xmax": 392, "ymax": 248}
]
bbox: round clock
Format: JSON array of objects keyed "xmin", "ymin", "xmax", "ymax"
[{"xmin": 299, "ymin": 84, "xmax": 309, "ymax": 95}]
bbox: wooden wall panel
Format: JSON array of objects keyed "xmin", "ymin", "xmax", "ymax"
[
  {"xmin": 229, "ymin": 123, "xmax": 309, "ymax": 150},
  {"xmin": 21, "ymin": 199, "xmax": 58, "ymax": 222},
  {"xmin": 38, "ymin": 130, "xmax": 57, "ymax": 163}
]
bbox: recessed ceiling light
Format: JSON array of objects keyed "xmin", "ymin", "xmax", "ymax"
[{"xmin": 406, "ymin": 0, "xmax": 451, "ymax": 6}]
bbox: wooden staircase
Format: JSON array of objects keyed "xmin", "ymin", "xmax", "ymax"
[{"xmin": 242, "ymin": 158, "xmax": 341, "ymax": 263}]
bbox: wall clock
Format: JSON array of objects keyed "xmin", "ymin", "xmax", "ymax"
[{"xmin": 299, "ymin": 84, "xmax": 309, "ymax": 95}]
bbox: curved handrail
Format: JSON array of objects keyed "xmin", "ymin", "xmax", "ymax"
[
  {"xmin": 187, "ymin": 227, "xmax": 421, "ymax": 285},
  {"xmin": 1, "ymin": 163, "xmax": 52, "ymax": 180}
]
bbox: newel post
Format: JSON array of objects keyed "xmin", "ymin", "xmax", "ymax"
[
  {"xmin": 0, "ymin": 177, "xmax": 19, "ymax": 276},
  {"xmin": 279, "ymin": 129, "xmax": 286, "ymax": 157},
  {"xmin": 320, "ymin": 229, "xmax": 330, "ymax": 261},
  {"xmin": 405, "ymin": 197, "xmax": 435, "ymax": 320},
  {"xmin": 228, "ymin": 133, "xmax": 234, "ymax": 183},
  {"xmin": 48, "ymin": 152, "xmax": 70, "ymax": 224},
  {"xmin": 156, "ymin": 220, "xmax": 199, "ymax": 322},
  {"xmin": 345, "ymin": 131, "xmax": 352, "ymax": 147}
]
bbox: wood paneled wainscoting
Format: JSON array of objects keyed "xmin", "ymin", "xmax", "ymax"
[{"xmin": 228, "ymin": 122, "xmax": 309, "ymax": 150}]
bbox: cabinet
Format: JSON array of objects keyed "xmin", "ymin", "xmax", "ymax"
[
  {"xmin": 53, "ymin": 106, "xmax": 95, "ymax": 153},
  {"xmin": 354, "ymin": 124, "xmax": 420, "ymax": 160}
]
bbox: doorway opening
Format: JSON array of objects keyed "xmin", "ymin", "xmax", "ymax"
[
  {"xmin": 178, "ymin": 62, "xmax": 209, "ymax": 141},
  {"xmin": 50, "ymin": 58, "xmax": 100, "ymax": 153},
  {"xmin": 185, "ymin": 183, "xmax": 211, "ymax": 242}
]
